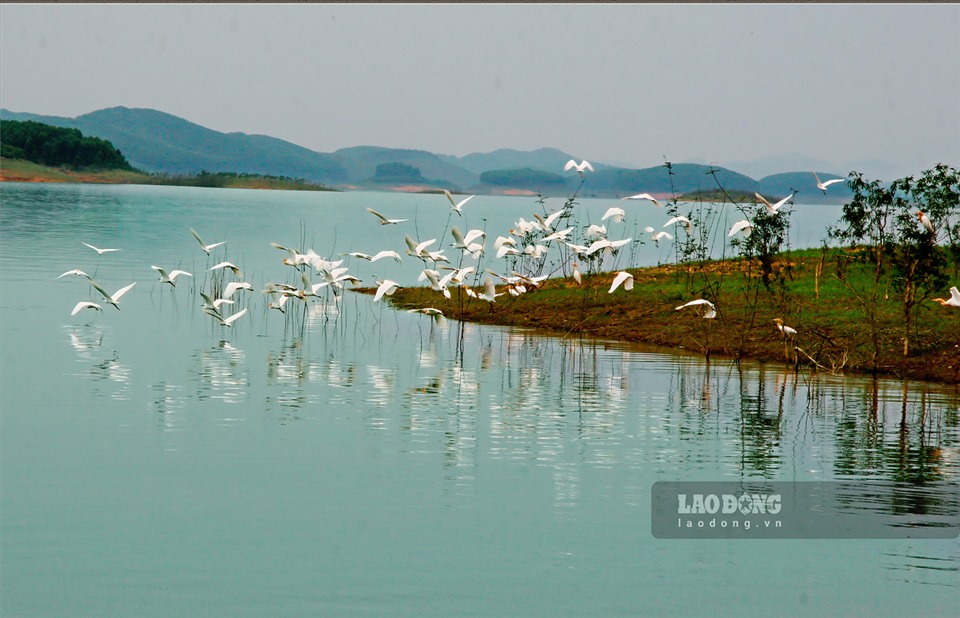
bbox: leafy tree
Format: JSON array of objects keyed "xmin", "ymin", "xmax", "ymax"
[
  {"xmin": 373, "ymin": 162, "xmax": 422, "ymax": 181},
  {"xmin": 0, "ymin": 119, "xmax": 132, "ymax": 170}
]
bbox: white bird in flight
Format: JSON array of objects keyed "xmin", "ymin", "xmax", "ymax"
[
  {"xmin": 728, "ymin": 219, "xmax": 754, "ymax": 238},
  {"xmin": 152, "ymin": 265, "xmax": 193, "ymax": 286},
  {"xmin": 444, "ymin": 190, "xmax": 475, "ymax": 216},
  {"xmin": 373, "ymin": 279, "xmax": 400, "ymax": 302},
  {"xmin": 675, "ymin": 298, "xmax": 717, "ymax": 319},
  {"xmin": 71, "ymin": 301, "xmax": 103, "ymax": 316},
  {"xmin": 223, "ymin": 281, "xmax": 254, "ymax": 299},
  {"xmin": 622, "ymin": 193, "xmax": 662, "ymax": 207},
  {"xmin": 408, "ymin": 307, "xmax": 447, "ymax": 326},
  {"xmin": 755, "ymin": 192, "xmax": 794, "ymax": 214},
  {"xmin": 211, "ymin": 307, "xmax": 248, "ymax": 327},
  {"xmin": 209, "ymin": 261, "xmax": 242, "ymax": 276},
  {"xmin": 478, "ymin": 277, "xmax": 503, "ymax": 303},
  {"xmin": 812, "ymin": 171, "xmax": 844, "ymax": 193},
  {"xmin": 90, "ymin": 280, "xmax": 136, "ymax": 310},
  {"xmin": 664, "ymin": 216, "xmax": 692, "ymax": 232},
  {"xmin": 190, "ymin": 228, "xmax": 227, "ymax": 255},
  {"xmin": 58, "ymin": 269, "xmax": 91, "ymax": 279},
  {"xmin": 82, "ymin": 242, "xmax": 120, "ymax": 255},
  {"xmin": 367, "ymin": 208, "xmax": 407, "ymax": 225},
  {"xmin": 601, "ymin": 207, "xmax": 626, "ymax": 223},
  {"xmin": 608, "ymin": 271, "xmax": 634, "ymax": 293},
  {"xmin": 564, "ymin": 159, "xmax": 594, "ymax": 177},
  {"xmin": 344, "ymin": 250, "xmax": 403, "ymax": 263},
  {"xmin": 933, "ymin": 286, "xmax": 960, "ymax": 307}
]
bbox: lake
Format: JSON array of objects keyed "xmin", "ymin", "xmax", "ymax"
[{"xmin": 1, "ymin": 182, "xmax": 958, "ymax": 617}]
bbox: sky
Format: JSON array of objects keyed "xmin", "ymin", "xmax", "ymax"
[{"xmin": 1, "ymin": 3, "xmax": 958, "ymax": 180}]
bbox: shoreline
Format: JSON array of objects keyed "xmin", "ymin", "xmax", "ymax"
[{"xmin": 370, "ymin": 256, "xmax": 960, "ymax": 386}]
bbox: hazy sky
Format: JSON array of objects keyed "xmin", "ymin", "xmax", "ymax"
[{"xmin": 1, "ymin": 3, "xmax": 958, "ymax": 180}]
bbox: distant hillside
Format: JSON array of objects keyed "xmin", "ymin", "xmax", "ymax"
[
  {"xmin": 446, "ymin": 147, "xmax": 577, "ymax": 175},
  {"xmin": 583, "ymin": 163, "xmax": 760, "ymax": 197},
  {"xmin": 0, "ymin": 106, "xmax": 857, "ymax": 200},
  {"xmin": 758, "ymin": 171, "xmax": 851, "ymax": 203},
  {"xmin": 0, "ymin": 107, "xmax": 349, "ymax": 184},
  {"xmin": 333, "ymin": 146, "xmax": 478, "ymax": 189},
  {"xmin": 1, "ymin": 119, "xmax": 132, "ymax": 170}
]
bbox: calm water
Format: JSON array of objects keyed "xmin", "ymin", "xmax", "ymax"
[{"xmin": 1, "ymin": 182, "xmax": 958, "ymax": 617}]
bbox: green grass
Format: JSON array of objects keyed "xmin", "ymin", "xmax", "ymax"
[{"xmin": 381, "ymin": 249, "xmax": 960, "ymax": 384}]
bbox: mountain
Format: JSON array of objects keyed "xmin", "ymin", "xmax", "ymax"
[
  {"xmin": 1, "ymin": 106, "xmax": 857, "ymax": 200},
  {"xmin": 333, "ymin": 146, "xmax": 478, "ymax": 188}
]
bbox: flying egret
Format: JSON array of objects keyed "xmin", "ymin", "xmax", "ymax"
[
  {"xmin": 728, "ymin": 219, "xmax": 754, "ymax": 238},
  {"xmin": 586, "ymin": 237, "xmax": 632, "ymax": 256},
  {"xmin": 200, "ymin": 291, "xmax": 234, "ymax": 314},
  {"xmin": 443, "ymin": 190, "xmax": 474, "ymax": 216},
  {"xmin": 71, "ymin": 301, "xmax": 103, "ymax": 316},
  {"xmin": 773, "ymin": 317, "xmax": 797, "ymax": 338},
  {"xmin": 408, "ymin": 307, "xmax": 447, "ymax": 326},
  {"xmin": 478, "ymin": 277, "xmax": 503, "ymax": 302},
  {"xmin": 608, "ymin": 271, "xmax": 634, "ymax": 293},
  {"xmin": 602, "ymin": 207, "xmax": 626, "ymax": 223},
  {"xmin": 493, "ymin": 236, "xmax": 517, "ymax": 250},
  {"xmin": 675, "ymin": 298, "xmax": 717, "ymax": 319},
  {"xmin": 812, "ymin": 171, "xmax": 844, "ymax": 193},
  {"xmin": 932, "ymin": 286, "xmax": 960, "ymax": 307},
  {"xmin": 622, "ymin": 193, "xmax": 662, "ymax": 207},
  {"xmin": 421, "ymin": 269, "xmax": 452, "ymax": 299},
  {"xmin": 755, "ymin": 192, "xmax": 794, "ymax": 214},
  {"xmin": 190, "ymin": 228, "xmax": 226, "ymax": 255},
  {"xmin": 345, "ymin": 250, "xmax": 402, "ymax": 263},
  {"xmin": 90, "ymin": 280, "xmax": 136, "ymax": 310},
  {"xmin": 367, "ymin": 208, "xmax": 407, "ymax": 225},
  {"xmin": 649, "ymin": 230, "xmax": 673, "ymax": 243},
  {"xmin": 564, "ymin": 159, "xmax": 594, "ymax": 177},
  {"xmin": 223, "ymin": 281, "xmax": 254, "ymax": 299},
  {"xmin": 918, "ymin": 210, "xmax": 936, "ymax": 235},
  {"xmin": 450, "ymin": 227, "xmax": 486, "ymax": 250},
  {"xmin": 585, "ymin": 224, "xmax": 607, "ymax": 240},
  {"xmin": 82, "ymin": 242, "xmax": 120, "ymax": 255},
  {"xmin": 664, "ymin": 216, "xmax": 692, "ymax": 232},
  {"xmin": 543, "ymin": 227, "xmax": 574, "ymax": 243},
  {"xmin": 496, "ymin": 245, "xmax": 522, "ymax": 259},
  {"xmin": 151, "ymin": 265, "xmax": 193, "ymax": 286},
  {"xmin": 211, "ymin": 307, "xmax": 248, "ymax": 327},
  {"xmin": 58, "ymin": 269, "xmax": 91, "ymax": 279},
  {"xmin": 533, "ymin": 210, "xmax": 567, "ymax": 230},
  {"xmin": 209, "ymin": 261, "xmax": 242, "ymax": 276},
  {"xmin": 373, "ymin": 279, "xmax": 400, "ymax": 302}
]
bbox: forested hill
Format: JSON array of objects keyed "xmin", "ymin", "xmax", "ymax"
[
  {"xmin": 0, "ymin": 106, "xmax": 852, "ymax": 200},
  {"xmin": 1, "ymin": 119, "xmax": 132, "ymax": 170}
]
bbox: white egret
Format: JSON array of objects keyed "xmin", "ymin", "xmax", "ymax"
[
  {"xmin": 728, "ymin": 219, "xmax": 754, "ymax": 238},
  {"xmin": 90, "ymin": 280, "xmax": 136, "ymax": 310},
  {"xmin": 523, "ymin": 244, "xmax": 549, "ymax": 259},
  {"xmin": 586, "ymin": 237, "xmax": 632, "ymax": 256},
  {"xmin": 602, "ymin": 207, "xmax": 626, "ymax": 223},
  {"xmin": 608, "ymin": 271, "xmax": 634, "ymax": 293},
  {"xmin": 664, "ymin": 216, "xmax": 692, "ymax": 232},
  {"xmin": 58, "ymin": 269, "xmax": 91, "ymax": 279},
  {"xmin": 82, "ymin": 242, "xmax": 120, "ymax": 255},
  {"xmin": 478, "ymin": 277, "xmax": 503, "ymax": 302},
  {"xmin": 209, "ymin": 261, "xmax": 242, "ymax": 276},
  {"xmin": 933, "ymin": 286, "xmax": 960, "ymax": 307},
  {"xmin": 223, "ymin": 281, "xmax": 254, "ymax": 299},
  {"xmin": 71, "ymin": 301, "xmax": 103, "ymax": 316},
  {"xmin": 675, "ymin": 298, "xmax": 717, "ymax": 319},
  {"xmin": 585, "ymin": 224, "xmax": 607, "ymax": 240},
  {"xmin": 622, "ymin": 193, "xmax": 662, "ymax": 207},
  {"xmin": 773, "ymin": 317, "xmax": 797, "ymax": 338},
  {"xmin": 151, "ymin": 265, "xmax": 193, "ymax": 286},
  {"xmin": 564, "ymin": 242, "xmax": 590, "ymax": 256},
  {"xmin": 572, "ymin": 262, "xmax": 582, "ymax": 284},
  {"xmin": 918, "ymin": 210, "xmax": 935, "ymax": 235},
  {"xmin": 650, "ymin": 231, "xmax": 673, "ymax": 243},
  {"xmin": 367, "ymin": 208, "xmax": 407, "ymax": 225},
  {"xmin": 812, "ymin": 171, "xmax": 844, "ymax": 193},
  {"xmin": 190, "ymin": 228, "xmax": 226, "ymax": 255},
  {"xmin": 496, "ymin": 245, "xmax": 522, "ymax": 259},
  {"xmin": 533, "ymin": 210, "xmax": 567, "ymax": 230},
  {"xmin": 200, "ymin": 291, "xmax": 234, "ymax": 313},
  {"xmin": 564, "ymin": 159, "xmax": 594, "ymax": 177},
  {"xmin": 443, "ymin": 190, "xmax": 474, "ymax": 216},
  {"xmin": 450, "ymin": 227, "xmax": 485, "ymax": 250},
  {"xmin": 493, "ymin": 236, "xmax": 517, "ymax": 250},
  {"xmin": 408, "ymin": 307, "xmax": 447, "ymax": 326},
  {"xmin": 755, "ymin": 192, "xmax": 793, "ymax": 214},
  {"xmin": 211, "ymin": 307, "xmax": 248, "ymax": 327},
  {"xmin": 543, "ymin": 227, "xmax": 574, "ymax": 243},
  {"xmin": 373, "ymin": 279, "xmax": 400, "ymax": 302}
]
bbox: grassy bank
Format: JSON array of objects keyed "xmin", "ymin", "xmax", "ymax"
[
  {"xmin": 0, "ymin": 157, "xmax": 334, "ymax": 191},
  {"xmin": 381, "ymin": 250, "xmax": 960, "ymax": 385}
]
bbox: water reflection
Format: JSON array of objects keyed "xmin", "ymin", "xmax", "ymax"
[{"xmin": 191, "ymin": 340, "xmax": 249, "ymax": 405}]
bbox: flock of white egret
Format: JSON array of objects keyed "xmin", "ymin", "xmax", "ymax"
[{"xmin": 60, "ymin": 161, "xmax": 954, "ymax": 340}]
